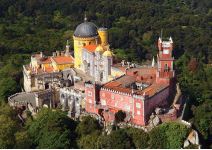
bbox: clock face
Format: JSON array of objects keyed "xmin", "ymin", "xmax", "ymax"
[{"xmin": 163, "ymin": 49, "xmax": 169, "ymax": 54}]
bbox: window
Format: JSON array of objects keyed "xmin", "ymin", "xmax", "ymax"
[
  {"xmin": 163, "ymin": 49, "xmax": 169, "ymax": 54},
  {"xmin": 125, "ymin": 105, "xmax": 130, "ymax": 111},
  {"xmin": 89, "ymin": 99, "xmax": 92, "ymax": 104},
  {"xmin": 164, "ymin": 64, "xmax": 169, "ymax": 72},
  {"xmin": 101, "ymin": 99, "xmax": 106, "ymax": 106},
  {"xmin": 136, "ymin": 102, "xmax": 141, "ymax": 108},
  {"xmin": 137, "ymin": 110, "xmax": 140, "ymax": 115},
  {"xmin": 111, "ymin": 94, "xmax": 115, "ymax": 100},
  {"xmin": 102, "ymin": 93, "xmax": 105, "ymax": 97}
]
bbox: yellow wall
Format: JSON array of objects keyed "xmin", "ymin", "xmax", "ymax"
[
  {"xmin": 52, "ymin": 61, "xmax": 74, "ymax": 71},
  {"xmin": 57, "ymin": 63, "xmax": 74, "ymax": 71},
  {"xmin": 73, "ymin": 36, "xmax": 99, "ymax": 69},
  {"xmin": 42, "ymin": 63, "xmax": 51, "ymax": 68}
]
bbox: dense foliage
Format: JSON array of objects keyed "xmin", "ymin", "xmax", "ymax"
[
  {"xmin": 0, "ymin": 103, "xmax": 20, "ymax": 148},
  {"xmin": 191, "ymin": 100, "xmax": 212, "ymax": 143},
  {"xmin": 26, "ymin": 109, "xmax": 77, "ymax": 148},
  {"xmin": 0, "ymin": 0, "xmax": 211, "ymax": 148},
  {"xmin": 149, "ymin": 122, "xmax": 190, "ymax": 149}
]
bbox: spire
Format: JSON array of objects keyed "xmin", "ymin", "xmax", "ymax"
[
  {"xmin": 158, "ymin": 37, "xmax": 162, "ymax": 43},
  {"xmin": 160, "ymin": 29, "xmax": 163, "ymax": 40},
  {"xmin": 65, "ymin": 40, "xmax": 70, "ymax": 56},
  {"xmin": 169, "ymin": 36, "xmax": 173, "ymax": 43},
  {"xmin": 84, "ymin": 12, "xmax": 87, "ymax": 22},
  {"xmin": 152, "ymin": 56, "xmax": 155, "ymax": 67},
  {"xmin": 107, "ymin": 44, "xmax": 110, "ymax": 51}
]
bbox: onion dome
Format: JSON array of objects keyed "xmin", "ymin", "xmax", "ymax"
[
  {"xmin": 74, "ymin": 15, "xmax": 98, "ymax": 38},
  {"xmin": 95, "ymin": 45, "xmax": 104, "ymax": 52},
  {"xmin": 103, "ymin": 49, "xmax": 113, "ymax": 57}
]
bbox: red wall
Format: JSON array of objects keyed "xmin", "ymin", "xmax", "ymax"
[
  {"xmin": 85, "ymin": 84, "xmax": 98, "ymax": 114},
  {"xmin": 99, "ymin": 89, "xmax": 133, "ymax": 112},
  {"xmin": 100, "ymin": 89, "xmax": 146, "ymax": 126},
  {"xmin": 132, "ymin": 97, "xmax": 145, "ymax": 125},
  {"xmin": 144, "ymin": 86, "xmax": 170, "ymax": 123}
]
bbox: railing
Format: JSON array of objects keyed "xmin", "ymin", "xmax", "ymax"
[{"xmin": 158, "ymin": 71, "xmax": 174, "ymax": 78}]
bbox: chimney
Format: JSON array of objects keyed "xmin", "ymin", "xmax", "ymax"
[
  {"xmin": 61, "ymin": 51, "xmax": 65, "ymax": 56},
  {"xmin": 127, "ymin": 62, "xmax": 130, "ymax": 68},
  {"xmin": 65, "ymin": 40, "xmax": 70, "ymax": 56},
  {"xmin": 52, "ymin": 52, "xmax": 56, "ymax": 57},
  {"xmin": 40, "ymin": 52, "xmax": 44, "ymax": 58},
  {"xmin": 121, "ymin": 60, "xmax": 125, "ymax": 66},
  {"xmin": 56, "ymin": 51, "xmax": 60, "ymax": 56}
]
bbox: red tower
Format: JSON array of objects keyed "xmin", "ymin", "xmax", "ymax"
[
  {"xmin": 156, "ymin": 37, "xmax": 175, "ymax": 84},
  {"xmin": 85, "ymin": 82, "xmax": 99, "ymax": 114}
]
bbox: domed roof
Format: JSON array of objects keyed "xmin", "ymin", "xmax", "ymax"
[
  {"xmin": 103, "ymin": 50, "xmax": 113, "ymax": 57},
  {"xmin": 95, "ymin": 45, "xmax": 104, "ymax": 52},
  {"xmin": 74, "ymin": 17, "xmax": 98, "ymax": 38}
]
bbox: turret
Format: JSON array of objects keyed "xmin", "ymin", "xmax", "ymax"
[
  {"xmin": 169, "ymin": 36, "xmax": 173, "ymax": 50},
  {"xmin": 98, "ymin": 28, "xmax": 108, "ymax": 46},
  {"xmin": 158, "ymin": 37, "xmax": 162, "ymax": 51},
  {"xmin": 103, "ymin": 47, "xmax": 113, "ymax": 82}
]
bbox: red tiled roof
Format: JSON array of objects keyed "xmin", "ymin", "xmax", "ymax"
[
  {"xmin": 106, "ymin": 81, "xmax": 122, "ymax": 87},
  {"xmin": 83, "ymin": 44, "xmax": 97, "ymax": 53},
  {"xmin": 103, "ymin": 66, "xmax": 169, "ymax": 97},
  {"xmin": 45, "ymin": 66, "xmax": 54, "ymax": 73},
  {"xmin": 41, "ymin": 57, "xmax": 51, "ymax": 64},
  {"xmin": 52, "ymin": 56, "xmax": 74, "ymax": 64}
]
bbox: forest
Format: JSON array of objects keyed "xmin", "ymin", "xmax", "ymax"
[{"xmin": 0, "ymin": 0, "xmax": 211, "ymax": 148}]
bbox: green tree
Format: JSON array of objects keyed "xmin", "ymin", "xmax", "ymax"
[
  {"xmin": 78, "ymin": 133, "xmax": 100, "ymax": 149},
  {"xmin": 26, "ymin": 108, "xmax": 77, "ymax": 148},
  {"xmin": 98, "ymin": 129, "xmax": 133, "ymax": 149},
  {"xmin": 0, "ymin": 115, "xmax": 19, "ymax": 148},
  {"xmin": 191, "ymin": 100, "xmax": 212, "ymax": 140},
  {"xmin": 149, "ymin": 122, "xmax": 190, "ymax": 149},
  {"xmin": 115, "ymin": 110, "xmax": 126, "ymax": 123},
  {"xmin": 15, "ymin": 131, "xmax": 32, "ymax": 149},
  {"xmin": 125, "ymin": 127, "xmax": 149, "ymax": 148},
  {"xmin": 0, "ymin": 78, "xmax": 18, "ymax": 101},
  {"xmin": 76, "ymin": 116, "xmax": 102, "ymax": 136}
]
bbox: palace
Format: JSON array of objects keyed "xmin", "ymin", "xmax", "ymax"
[{"xmin": 8, "ymin": 16, "xmax": 181, "ymax": 126}]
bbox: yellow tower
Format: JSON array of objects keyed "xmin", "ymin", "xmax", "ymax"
[
  {"xmin": 98, "ymin": 28, "xmax": 108, "ymax": 46},
  {"xmin": 73, "ymin": 16, "xmax": 100, "ymax": 69}
]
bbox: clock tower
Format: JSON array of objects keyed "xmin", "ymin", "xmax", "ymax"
[{"xmin": 156, "ymin": 37, "xmax": 175, "ymax": 84}]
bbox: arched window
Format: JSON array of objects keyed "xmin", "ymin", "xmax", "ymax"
[{"xmin": 164, "ymin": 64, "xmax": 169, "ymax": 72}]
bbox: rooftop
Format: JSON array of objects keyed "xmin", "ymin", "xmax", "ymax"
[
  {"xmin": 52, "ymin": 56, "xmax": 74, "ymax": 64},
  {"xmin": 102, "ymin": 67, "xmax": 169, "ymax": 97},
  {"xmin": 83, "ymin": 44, "xmax": 97, "ymax": 53}
]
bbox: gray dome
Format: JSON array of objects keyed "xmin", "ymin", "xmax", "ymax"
[{"xmin": 74, "ymin": 22, "xmax": 98, "ymax": 38}]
